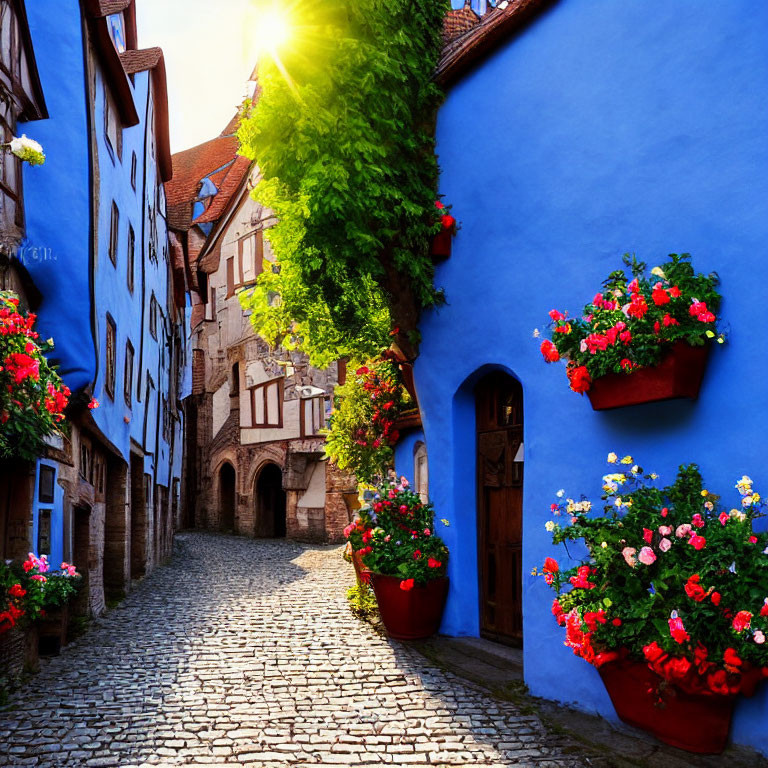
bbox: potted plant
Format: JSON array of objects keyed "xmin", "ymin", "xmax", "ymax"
[
  {"xmin": 539, "ymin": 254, "xmax": 724, "ymax": 410},
  {"xmin": 538, "ymin": 454, "xmax": 768, "ymax": 754},
  {"xmin": 37, "ymin": 562, "xmax": 81, "ymax": 655},
  {"xmin": 361, "ymin": 477, "xmax": 449, "ymax": 640},
  {"xmin": 343, "ymin": 506, "xmax": 375, "ymax": 585},
  {"xmin": 430, "ymin": 201, "xmax": 457, "ymax": 261}
]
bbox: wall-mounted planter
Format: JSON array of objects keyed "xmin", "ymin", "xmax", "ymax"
[
  {"xmin": 429, "ymin": 229, "xmax": 453, "ymax": 261},
  {"xmin": 599, "ymin": 658, "xmax": 737, "ymax": 754},
  {"xmin": 371, "ymin": 574, "xmax": 448, "ymax": 640},
  {"xmin": 588, "ymin": 342, "xmax": 710, "ymax": 411}
]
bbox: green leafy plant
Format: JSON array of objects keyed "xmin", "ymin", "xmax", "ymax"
[
  {"xmin": 359, "ymin": 477, "xmax": 449, "ymax": 590},
  {"xmin": 540, "ymin": 254, "xmax": 723, "ymax": 394},
  {"xmin": 238, "ymin": 0, "xmax": 450, "ymax": 365},
  {"xmin": 539, "ymin": 454, "xmax": 768, "ymax": 697},
  {"xmin": 324, "ymin": 359, "xmax": 410, "ymax": 483},
  {"xmin": 0, "ymin": 291, "xmax": 70, "ymax": 460},
  {"xmin": 346, "ymin": 582, "xmax": 378, "ymax": 619}
]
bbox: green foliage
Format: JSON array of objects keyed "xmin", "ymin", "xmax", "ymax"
[
  {"xmin": 346, "ymin": 582, "xmax": 378, "ymax": 619},
  {"xmin": 324, "ymin": 359, "xmax": 410, "ymax": 483},
  {"xmin": 0, "ymin": 291, "xmax": 70, "ymax": 461},
  {"xmin": 542, "ymin": 254, "xmax": 723, "ymax": 392},
  {"xmin": 542, "ymin": 455, "xmax": 768, "ymax": 692},
  {"xmin": 238, "ymin": 0, "xmax": 450, "ymax": 365},
  {"xmin": 359, "ymin": 478, "xmax": 449, "ymax": 586}
]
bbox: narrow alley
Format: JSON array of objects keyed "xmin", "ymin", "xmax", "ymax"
[{"xmin": 0, "ymin": 534, "xmax": 585, "ymax": 768}]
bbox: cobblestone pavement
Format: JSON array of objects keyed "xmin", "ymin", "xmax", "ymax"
[{"xmin": 0, "ymin": 533, "xmax": 589, "ymax": 768}]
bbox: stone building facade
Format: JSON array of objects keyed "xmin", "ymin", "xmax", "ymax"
[{"xmin": 168, "ymin": 123, "xmax": 356, "ymax": 543}]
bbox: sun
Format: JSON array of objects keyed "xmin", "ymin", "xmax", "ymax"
[{"xmin": 249, "ymin": 5, "xmax": 292, "ymax": 61}]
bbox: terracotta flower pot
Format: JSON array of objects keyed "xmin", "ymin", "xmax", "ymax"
[
  {"xmin": 352, "ymin": 550, "xmax": 372, "ymax": 585},
  {"xmin": 429, "ymin": 228, "xmax": 453, "ymax": 261},
  {"xmin": 370, "ymin": 574, "xmax": 448, "ymax": 640},
  {"xmin": 587, "ymin": 342, "xmax": 710, "ymax": 411},
  {"xmin": 599, "ymin": 657, "xmax": 735, "ymax": 754}
]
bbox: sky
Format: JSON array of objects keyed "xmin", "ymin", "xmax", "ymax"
[{"xmin": 136, "ymin": 0, "xmax": 258, "ymax": 153}]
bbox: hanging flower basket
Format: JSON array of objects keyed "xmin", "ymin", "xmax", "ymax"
[
  {"xmin": 539, "ymin": 253, "xmax": 723, "ymax": 407},
  {"xmin": 370, "ymin": 574, "xmax": 448, "ymax": 640},
  {"xmin": 430, "ymin": 201, "xmax": 457, "ymax": 261},
  {"xmin": 599, "ymin": 657, "xmax": 739, "ymax": 754},
  {"xmin": 587, "ymin": 342, "xmax": 710, "ymax": 410}
]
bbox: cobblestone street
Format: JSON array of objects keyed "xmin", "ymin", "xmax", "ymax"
[{"xmin": 0, "ymin": 533, "xmax": 587, "ymax": 768}]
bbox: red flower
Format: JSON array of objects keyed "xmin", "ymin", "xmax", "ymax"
[
  {"xmin": 718, "ymin": 511, "xmax": 729, "ymax": 526},
  {"xmin": 4, "ymin": 352, "xmax": 40, "ymax": 384},
  {"xmin": 688, "ymin": 534, "xmax": 706, "ymax": 550},
  {"xmin": 7, "ymin": 583, "xmax": 25, "ymax": 598},
  {"xmin": 549, "ymin": 309, "xmax": 565, "ymax": 322},
  {"xmin": 540, "ymin": 340, "xmax": 560, "ymax": 363},
  {"xmin": 427, "ymin": 558, "xmax": 442, "ymax": 568},
  {"xmin": 684, "ymin": 574, "xmax": 707, "ymax": 602},
  {"xmin": 694, "ymin": 643, "xmax": 708, "ymax": 667},
  {"xmin": 612, "ymin": 618, "xmax": 622, "ymax": 626},
  {"xmin": 554, "ymin": 323, "xmax": 572, "ymax": 334},
  {"xmin": 399, "ymin": 579, "xmax": 414, "ymax": 591},
  {"xmin": 662, "ymin": 313, "xmax": 679, "ymax": 327},
  {"xmin": 627, "ymin": 294, "xmax": 648, "ymax": 319},
  {"xmin": 661, "ymin": 507, "xmax": 668, "ymax": 517},
  {"xmin": 723, "ymin": 647, "xmax": 742, "ymax": 669},
  {"xmin": 653, "ymin": 320, "xmax": 661, "ymax": 335},
  {"xmin": 569, "ymin": 565, "xmax": 596, "ymax": 590},
  {"xmin": 440, "ymin": 214, "xmax": 456, "ymax": 230},
  {"xmin": 642, "ymin": 528, "xmax": 653, "ymax": 544},
  {"xmin": 732, "ymin": 611, "xmax": 752, "ymax": 633},
  {"xmin": 711, "ymin": 591, "xmax": 721, "ymax": 606},
  {"xmin": 669, "ymin": 616, "xmax": 690, "ymax": 644},
  {"xmin": 760, "ymin": 600, "xmax": 768, "ymax": 618},
  {"xmin": 691, "ymin": 513, "xmax": 705, "ymax": 529},
  {"xmin": 413, "ymin": 550, "xmax": 422, "ymax": 560},
  {"xmin": 627, "ymin": 278, "xmax": 640, "ymax": 294},
  {"xmin": 665, "ymin": 656, "xmax": 692, "ymax": 681},
  {"xmin": 552, "ymin": 599, "xmax": 565, "ymax": 626},
  {"xmin": 543, "ymin": 557, "xmax": 559, "ymax": 574},
  {"xmin": 668, "ymin": 286, "xmax": 681, "ymax": 298},
  {"xmin": 88, "ymin": 398, "xmax": 99, "ymax": 410},
  {"xmin": 652, "ymin": 283, "xmax": 670, "ymax": 306},
  {"xmin": 567, "ymin": 365, "xmax": 592, "ymax": 394},
  {"xmin": 643, "ymin": 641, "xmax": 667, "ymax": 665}
]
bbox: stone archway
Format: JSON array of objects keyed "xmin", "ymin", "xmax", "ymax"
[
  {"xmin": 254, "ymin": 463, "xmax": 286, "ymax": 538},
  {"xmin": 219, "ymin": 462, "xmax": 236, "ymax": 532}
]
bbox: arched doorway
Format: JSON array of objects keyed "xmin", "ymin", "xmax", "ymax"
[
  {"xmin": 255, "ymin": 463, "xmax": 286, "ymax": 538},
  {"xmin": 219, "ymin": 463, "xmax": 236, "ymax": 532},
  {"xmin": 475, "ymin": 371, "xmax": 524, "ymax": 646}
]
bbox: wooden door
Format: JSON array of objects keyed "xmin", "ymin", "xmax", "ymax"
[{"xmin": 476, "ymin": 372, "xmax": 524, "ymax": 645}]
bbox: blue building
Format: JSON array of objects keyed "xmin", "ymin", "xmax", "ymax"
[
  {"xmin": 20, "ymin": 0, "xmax": 184, "ymax": 615},
  {"xmin": 397, "ymin": 0, "xmax": 768, "ymax": 756}
]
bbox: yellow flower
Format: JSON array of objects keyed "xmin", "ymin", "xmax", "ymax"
[
  {"xmin": 621, "ymin": 455, "xmax": 633, "ymax": 465},
  {"xmin": 701, "ymin": 489, "xmax": 709, "ymax": 497},
  {"xmin": 607, "ymin": 452, "xmax": 618, "ymax": 464},
  {"xmin": 649, "ymin": 473, "xmax": 659, "ymax": 480},
  {"xmin": 440, "ymin": 518, "xmax": 450, "ymax": 527},
  {"xmin": 753, "ymin": 493, "xmax": 761, "ymax": 503},
  {"xmin": 651, "ymin": 266, "xmax": 666, "ymax": 278},
  {"xmin": 601, "ymin": 541, "xmax": 608, "ymax": 548}
]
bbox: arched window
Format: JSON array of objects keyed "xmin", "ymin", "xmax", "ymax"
[{"xmin": 414, "ymin": 441, "xmax": 429, "ymax": 503}]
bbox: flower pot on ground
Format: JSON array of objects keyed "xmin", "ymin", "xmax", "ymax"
[
  {"xmin": 539, "ymin": 455, "xmax": 768, "ymax": 754},
  {"xmin": 598, "ymin": 656, "xmax": 737, "ymax": 754},
  {"xmin": 587, "ymin": 342, "xmax": 710, "ymax": 410},
  {"xmin": 358, "ymin": 477, "xmax": 450, "ymax": 640},
  {"xmin": 430, "ymin": 201, "xmax": 457, "ymax": 261},
  {"xmin": 539, "ymin": 253, "xmax": 723, "ymax": 407},
  {"xmin": 370, "ymin": 573, "xmax": 448, "ymax": 640}
]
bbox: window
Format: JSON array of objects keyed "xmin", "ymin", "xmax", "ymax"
[
  {"xmin": 206, "ymin": 284, "xmax": 217, "ymax": 321},
  {"xmin": 250, "ymin": 378, "xmax": 283, "ymax": 428},
  {"xmin": 105, "ymin": 315, "xmax": 116, "ymax": 399},
  {"xmin": 38, "ymin": 465, "xmax": 56, "ymax": 504},
  {"xmin": 108, "ymin": 202, "xmax": 119, "ymax": 266},
  {"xmin": 107, "ymin": 12, "xmax": 127, "ymax": 53},
  {"xmin": 79, "ymin": 440, "xmax": 91, "ymax": 482},
  {"xmin": 124, "ymin": 340, "xmax": 134, "ymax": 408},
  {"xmin": 93, "ymin": 453, "xmax": 106, "ymax": 498},
  {"xmin": 236, "ymin": 231, "xmax": 264, "ymax": 287},
  {"xmin": 127, "ymin": 225, "xmax": 135, "ymax": 293},
  {"xmin": 130, "ymin": 152, "xmax": 137, "ymax": 189},
  {"xmin": 231, "ymin": 363, "xmax": 240, "ymax": 395},
  {"xmin": 226, "ymin": 257, "xmax": 235, "ymax": 297},
  {"xmin": 414, "ymin": 442, "xmax": 429, "ymax": 503},
  {"xmin": 300, "ymin": 393, "xmax": 329, "ymax": 438},
  {"xmin": 37, "ymin": 509, "xmax": 51, "ymax": 556},
  {"xmin": 104, "ymin": 86, "xmax": 121, "ymax": 159}
]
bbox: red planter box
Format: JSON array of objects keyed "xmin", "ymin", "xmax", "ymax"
[
  {"xmin": 370, "ymin": 574, "xmax": 448, "ymax": 640},
  {"xmin": 430, "ymin": 229, "xmax": 453, "ymax": 261},
  {"xmin": 599, "ymin": 658, "xmax": 735, "ymax": 754},
  {"xmin": 588, "ymin": 342, "xmax": 710, "ymax": 411}
]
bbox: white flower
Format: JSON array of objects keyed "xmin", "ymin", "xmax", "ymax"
[
  {"xmin": 631, "ymin": 465, "xmax": 640, "ymax": 475},
  {"xmin": 545, "ymin": 521, "xmax": 556, "ymax": 532},
  {"xmin": 556, "ymin": 489, "xmax": 565, "ymax": 498},
  {"xmin": 607, "ymin": 452, "xmax": 618, "ymax": 464},
  {"xmin": 532, "ymin": 328, "xmax": 541, "ymax": 338},
  {"xmin": 9, "ymin": 134, "xmax": 45, "ymax": 166}
]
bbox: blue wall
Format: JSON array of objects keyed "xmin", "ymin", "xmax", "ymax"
[
  {"xmin": 424, "ymin": 0, "xmax": 768, "ymax": 754},
  {"xmin": 20, "ymin": 0, "xmax": 94, "ymax": 393}
]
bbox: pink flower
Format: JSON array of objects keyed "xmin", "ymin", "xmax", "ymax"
[
  {"xmin": 29, "ymin": 575, "xmax": 46, "ymax": 583},
  {"xmin": 754, "ymin": 631, "xmax": 766, "ymax": 645},
  {"xmin": 423, "ymin": 528, "xmax": 431, "ymax": 536},
  {"xmin": 638, "ymin": 547, "xmax": 656, "ymax": 566},
  {"xmin": 675, "ymin": 524, "xmax": 692, "ymax": 539},
  {"xmin": 661, "ymin": 507, "xmax": 669, "ymax": 518},
  {"xmin": 719, "ymin": 512, "xmax": 729, "ymax": 526},
  {"xmin": 749, "ymin": 536, "xmax": 758, "ymax": 544},
  {"xmin": 622, "ymin": 547, "xmax": 637, "ymax": 568},
  {"xmin": 659, "ymin": 537, "xmax": 672, "ymax": 552},
  {"xmin": 669, "ymin": 615, "xmax": 690, "ymax": 644},
  {"xmin": 691, "ymin": 513, "xmax": 705, "ymax": 529},
  {"xmin": 658, "ymin": 526, "xmax": 672, "ymax": 536},
  {"xmin": 732, "ymin": 611, "xmax": 752, "ymax": 633}
]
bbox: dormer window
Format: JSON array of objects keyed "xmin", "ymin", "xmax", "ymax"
[{"xmin": 107, "ymin": 13, "xmax": 127, "ymax": 54}]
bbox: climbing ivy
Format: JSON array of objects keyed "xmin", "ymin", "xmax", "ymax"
[{"xmin": 238, "ymin": 0, "xmax": 449, "ymax": 367}]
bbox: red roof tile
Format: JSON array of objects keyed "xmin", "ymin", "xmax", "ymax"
[{"xmin": 437, "ymin": 0, "xmax": 555, "ymax": 87}]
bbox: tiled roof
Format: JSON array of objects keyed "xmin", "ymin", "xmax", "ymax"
[
  {"xmin": 165, "ymin": 135, "xmax": 240, "ymax": 231},
  {"xmin": 193, "ymin": 155, "xmax": 252, "ymax": 224},
  {"xmin": 443, "ymin": 4, "xmax": 480, "ymax": 44},
  {"xmin": 437, "ymin": 0, "xmax": 554, "ymax": 86}
]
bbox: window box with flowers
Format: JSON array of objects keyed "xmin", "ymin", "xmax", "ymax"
[
  {"xmin": 538, "ymin": 455, "xmax": 768, "ymax": 754},
  {"xmin": 349, "ymin": 478, "xmax": 449, "ymax": 640},
  {"xmin": 539, "ymin": 254, "xmax": 723, "ymax": 410}
]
